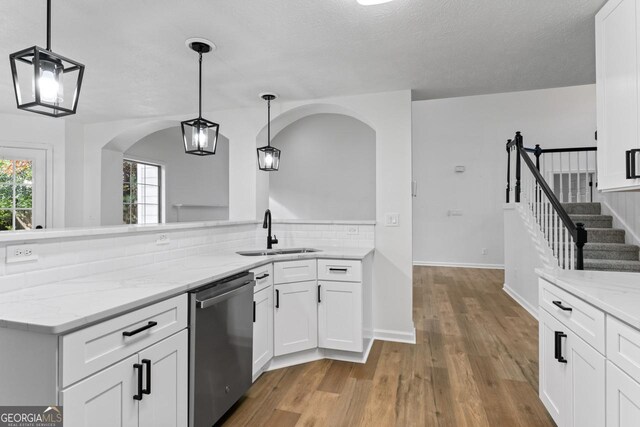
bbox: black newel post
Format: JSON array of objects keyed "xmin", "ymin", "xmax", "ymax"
[
  {"xmin": 575, "ymin": 222, "xmax": 587, "ymax": 270},
  {"xmin": 515, "ymin": 132, "xmax": 522, "ymax": 203},
  {"xmin": 506, "ymin": 140, "xmax": 512, "ymax": 203}
]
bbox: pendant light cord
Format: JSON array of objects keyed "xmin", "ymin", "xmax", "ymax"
[
  {"xmin": 198, "ymin": 52, "xmax": 202, "ymax": 119},
  {"xmin": 267, "ymin": 97, "xmax": 271, "ymax": 147},
  {"xmin": 46, "ymin": 0, "xmax": 51, "ymax": 50}
]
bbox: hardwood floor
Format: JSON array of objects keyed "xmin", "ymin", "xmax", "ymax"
[{"xmin": 219, "ymin": 266, "xmax": 554, "ymax": 426}]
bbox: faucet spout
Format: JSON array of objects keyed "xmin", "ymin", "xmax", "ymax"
[{"xmin": 263, "ymin": 209, "xmax": 278, "ymax": 249}]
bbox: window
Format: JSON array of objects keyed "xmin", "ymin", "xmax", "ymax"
[
  {"xmin": 123, "ymin": 159, "xmax": 161, "ymax": 224},
  {"xmin": 0, "ymin": 159, "xmax": 34, "ymax": 230}
]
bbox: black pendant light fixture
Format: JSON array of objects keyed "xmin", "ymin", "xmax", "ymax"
[
  {"xmin": 257, "ymin": 94, "xmax": 281, "ymax": 171},
  {"xmin": 9, "ymin": 0, "xmax": 85, "ymax": 118},
  {"xmin": 181, "ymin": 40, "xmax": 219, "ymax": 156}
]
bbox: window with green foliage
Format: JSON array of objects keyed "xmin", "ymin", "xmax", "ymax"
[
  {"xmin": 0, "ymin": 159, "xmax": 33, "ymax": 231},
  {"xmin": 123, "ymin": 159, "xmax": 161, "ymax": 225}
]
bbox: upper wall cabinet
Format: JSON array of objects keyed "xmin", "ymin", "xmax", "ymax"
[{"xmin": 596, "ymin": 0, "xmax": 640, "ymax": 191}]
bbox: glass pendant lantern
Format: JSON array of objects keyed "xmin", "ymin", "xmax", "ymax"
[
  {"xmin": 181, "ymin": 41, "xmax": 219, "ymax": 156},
  {"xmin": 9, "ymin": 0, "xmax": 85, "ymax": 118},
  {"xmin": 257, "ymin": 94, "xmax": 281, "ymax": 171}
]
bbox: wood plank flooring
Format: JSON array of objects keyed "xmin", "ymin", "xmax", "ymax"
[{"xmin": 218, "ymin": 266, "xmax": 554, "ymax": 427}]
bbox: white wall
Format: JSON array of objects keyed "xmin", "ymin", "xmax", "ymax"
[
  {"xmin": 412, "ymin": 84, "xmax": 597, "ymax": 268},
  {"xmin": 269, "ymin": 113, "xmax": 375, "ymax": 220},
  {"xmin": 597, "ymin": 192, "xmax": 640, "ymax": 246},
  {"xmin": 124, "ymin": 126, "xmax": 230, "ymax": 223}
]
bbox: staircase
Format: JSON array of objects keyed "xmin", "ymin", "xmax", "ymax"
[{"xmin": 563, "ymin": 202, "xmax": 640, "ymax": 272}]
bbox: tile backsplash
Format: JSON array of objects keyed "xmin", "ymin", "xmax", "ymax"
[{"xmin": 0, "ymin": 221, "xmax": 374, "ymax": 293}]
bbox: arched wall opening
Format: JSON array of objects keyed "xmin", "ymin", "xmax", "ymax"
[
  {"xmin": 254, "ymin": 103, "xmax": 376, "ymax": 221},
  {"xmin": 100, "ymin": 120, "xmax": 230, "ymax": 225}
]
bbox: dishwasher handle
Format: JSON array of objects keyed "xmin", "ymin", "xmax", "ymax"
[{"xmin": 196, "ymin": 281, "xmax": 254, "ymax": 309}]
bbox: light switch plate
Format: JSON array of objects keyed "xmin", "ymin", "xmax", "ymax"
[
  {"xmin": 385, "ymin": 213, "xmax": 400, "ymax": 227},
  {"xmin": 347, "ymin": 226, "xmax": 359, "ymax": 235},
  {"xmin": 156, "ymin": 233, "xmax": 170, "ymax": 245}
]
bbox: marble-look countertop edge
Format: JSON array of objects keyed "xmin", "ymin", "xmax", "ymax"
[
  {"xmin": 0, "ymin": 247, "xmax": 374, "ymax": 335},
  {"xmin": 536, "ymin": 268, "xmax": 640, "ymax": 329}
]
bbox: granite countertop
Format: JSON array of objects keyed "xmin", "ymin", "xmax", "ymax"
[
  {"xmin": 0, "ymin": 246, "xmax": 374, "ymax": 335},
  {"xmin": 537, "ymin": 268, "xmax": 640, "ymax": 329}
]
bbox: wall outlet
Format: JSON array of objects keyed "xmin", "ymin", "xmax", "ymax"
[
  {"xmin": 455, "ymin": 165, "xmax": 466, "ymax": 173},
  {"xmin": 6, "ymin": 244, "xmax": 39, "ymax": 263},
  {"xmin": 385, "ymin": 213, "xmax": 400, "ymax": 227},
  {"xmin": 481, "ymin": 248, "xmax": 488, "ymax": 255},
  {"xmin": 156, "ymin": 233, "xmax": 170, "ymax": 245},
  {"xmin": 347, "ymin": 226, "xmax": 359, "ymax": 235},
  {"xmin": 447, "ymin": 210, "xmax": 463, "ymax": 216}
]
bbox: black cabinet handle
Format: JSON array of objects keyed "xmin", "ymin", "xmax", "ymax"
[
  {"xmin": 554, "ymin": 331, "xmax": 568, "ymax": 364},
  {"xmin": 133, "ymin": 363, "xmax": 143, "ymax": 400},
  {"xmin": 253, "ymin": 301, "xmax": 256, "ymax": 322},
  {"xmin": 123, "ymin": 321, "xmax": 158, "ymax": 337},
  {"xmin": 318, "ymin": 284, "xmax": 321, "ymax": 303},
  {"xmin": 142, "ymin": 359, "xmax": 151, "ymax": 395},
  {"xmin": 256, "ymin": 273, "xmax": 270, "ymax": 280},
  {"xmin": 627, "ymin": 149, "xmax": 640, "ymax": 179},
  {"xmin": 552, "ymin": 301, "xmax": 572, "ymax": 312},
  {"xmin": 275, "ymin": 289, "xmax": 280, "ymax": 308},
  {"xmin": 329, "ymin": 268, "xmax": 348, "ymax": 272}
]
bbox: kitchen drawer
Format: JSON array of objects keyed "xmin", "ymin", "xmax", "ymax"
[
  {"xmin": 274, "ymin": 259, "xmax": 317, "ymax": 284},
  {"xmin": 318, "ymin": 259, "xmax": 362, "ymax": 282},
  {"xmin": 607, "ymin": 315, "xmax": 640, "ymax": 382},
  {"xmin": 252, "ymin": 263, "xmax": 273, "ymax": 293},
  {"xmin": 60, "ymin": 294, "xmax": 187, "ymax": 388},
  {"xmin": 539, "ymin": 278, "xmax": 605, "ymax": 354}
]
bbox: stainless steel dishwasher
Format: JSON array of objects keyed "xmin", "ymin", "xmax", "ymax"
[{"xmin": 189, "ymin": 271, "xmax": 254, "ymax": 427}]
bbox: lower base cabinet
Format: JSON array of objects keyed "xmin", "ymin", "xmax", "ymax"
[
  {"xmin": 62, "ymin": 330, "xmax": 188, "ymax": 427},
  {"xmin": 274, "ymin": 280, "xmax": 318, "ymax": 356},
  {"xmin": 607, "ymin": 361, "xmax": 640, "ymax": 427},
  {"xmin": 318, "ymin": 280, "xmax": 362, "ymax": 352},
  {"xmin": 253, "ymin": 286, "xmax": 273, "ymax": 376}
]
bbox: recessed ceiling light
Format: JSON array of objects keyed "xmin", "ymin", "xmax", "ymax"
[{"xmin": 357, "ymin": 0, "xmax": 395, "ymax": 5}]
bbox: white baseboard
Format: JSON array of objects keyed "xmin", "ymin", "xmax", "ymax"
[
  {"xmin": 373, "ymin": 327, "xmax": 416, "ymax": 344},
  {"xmin": 503, "ymin": 284, "xmax": 538, "ymax": 320},
  {"xmin": 413, "ymin": 261, "xmax": 504, "ymax": 269}
]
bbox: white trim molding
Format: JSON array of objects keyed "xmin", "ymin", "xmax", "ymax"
[
  {"xmin": 503, "ymin": 284, "xmax": 538, "ymax": 320},
  {"xmin": 413, "ymin": 261, "xmax": 504, "ymax": 270},
  {"xmin": 373, "ymin": 327, "xmax": 416, "ymax": 344}
]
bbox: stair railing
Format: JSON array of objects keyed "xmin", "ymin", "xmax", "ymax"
[{"xmin": 506, "ymin": 132, "xmax": 591, "ymax": 270}]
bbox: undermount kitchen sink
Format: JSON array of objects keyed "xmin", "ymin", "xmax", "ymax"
[{"xmin": 236, "ymin": 248, "xmax": 321, "ymax": 256}]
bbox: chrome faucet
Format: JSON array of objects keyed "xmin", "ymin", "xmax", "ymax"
[{"xmin": 263, "ymin": 209, "xmax": 278, "ymax": 249}]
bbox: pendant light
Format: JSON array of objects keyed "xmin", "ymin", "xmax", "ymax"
[
  {"xmin": 9, "ymin": 0, "xmax": 85, "ymax": 118},
  {"xmin": 257, "ymin": 94, "xmax": 281, "ymax": 171},
  {"xmin": 181, "ymin": 40, "xmax": 219, "ymax": 156}
]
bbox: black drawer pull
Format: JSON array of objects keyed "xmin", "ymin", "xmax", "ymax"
[
  {"xmin": 123, "ymin": 321, "xmax": 158, "ymax": 337},
  {"xmin": 133, "ymin": 363, "xmax": 143, "ymax": 400},
  {"xmin": 275, "ymin": 289, "xmax": 280, "ymax": 308},
  {"xmin": 626, "ymin": 149, "xmax": 640, "ymax": 179},
  {"xmin": 318, "ymin": 284, "xmax": 321, "ymax": 303},
  {"xmin": 552, "ymin": 301, "xmax": 572, "ymax": 312},
  {"xmin": 554, "ymin": 331, "xmax": 568, "ymax": 363},
  {"xmin": 142, "ymin": 359, "xmax": 151, "ymax": 395},
  {"xmin": 253, "ymin": 301, "xmax": 256, "ymax": 322},
  {"xmin": 329, "ymin": 268, "xmax": 348, "ymax": 272},
  {"xmin": 256, "ymin": 273, "xmax": 270, "ymax": 280}
]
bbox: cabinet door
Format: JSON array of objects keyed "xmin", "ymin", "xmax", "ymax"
[
  {"xmin": 318, "ymin": 281, "xmax": 362, "ymax": 352},
  {"xmin": 274, "ymin": 281, "xmax": 318, "ymax": 356},
  {"xmin": 253, "ymin": 286, "xmax": 274, "ymax": 377},
  {"xmin": 538, "ymin": 309, "xmax": 568, "ymax": 426},
  {"xmin": 607, "ymin": 361, "xmax": 640, "ymax": 427},
  {"xmin": 138, "ymin": 331, "xmax": 188, "ymax": 427},
  {"xmin": 61, "ymin": 354, "xmax": 138, "ymax": 427},
  {"xmin": 596, "ymin": 0, "xmax": 640, "ymax": 190},
  {"xmin": 565, "ymin": 332, "xmax": 605, "ymax": 427}
]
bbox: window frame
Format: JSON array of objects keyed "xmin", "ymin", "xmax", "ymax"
[{"xmin": 122, "ymin": 158, "xmax": 163, "ymax": 225}]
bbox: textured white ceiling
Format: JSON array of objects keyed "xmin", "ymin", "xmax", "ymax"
[{"xmin": 0, "ymin": 0, "xmax": 606, "ymax": 123}]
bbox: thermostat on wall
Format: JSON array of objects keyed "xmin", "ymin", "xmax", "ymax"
[{"xmin": 455, "ymin": 166, "xmax": 466, "ymax": 173}]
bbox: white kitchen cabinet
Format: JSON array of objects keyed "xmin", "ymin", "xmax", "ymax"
[
  {"xmin": 62, "ymin": 354, "xmax": 139, "ymax": 427},
  {"xmin": 607, "ymin": 360, "xmax": 640, "ymax": 427},
  {"xmin": 318, "ymin": 280, "xmax": 362, "ymax": 352},
  {"xmin": 252, "ymin": 286, "xmax": 273, "ymax": 377},
  {"xmin": 539, "ymin": 309, "xmax": 567, "ymax": 425},
  {"xmin": 62, "ymin": 331, "xmax": 188, "ymax": 427},
  {"xmin": 274, "ymin": 280, "xmax": 318, "ymax": 356},
  {"xmin": 596, "ymin": 0, "xmax": 640, "ymax": 190}
]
